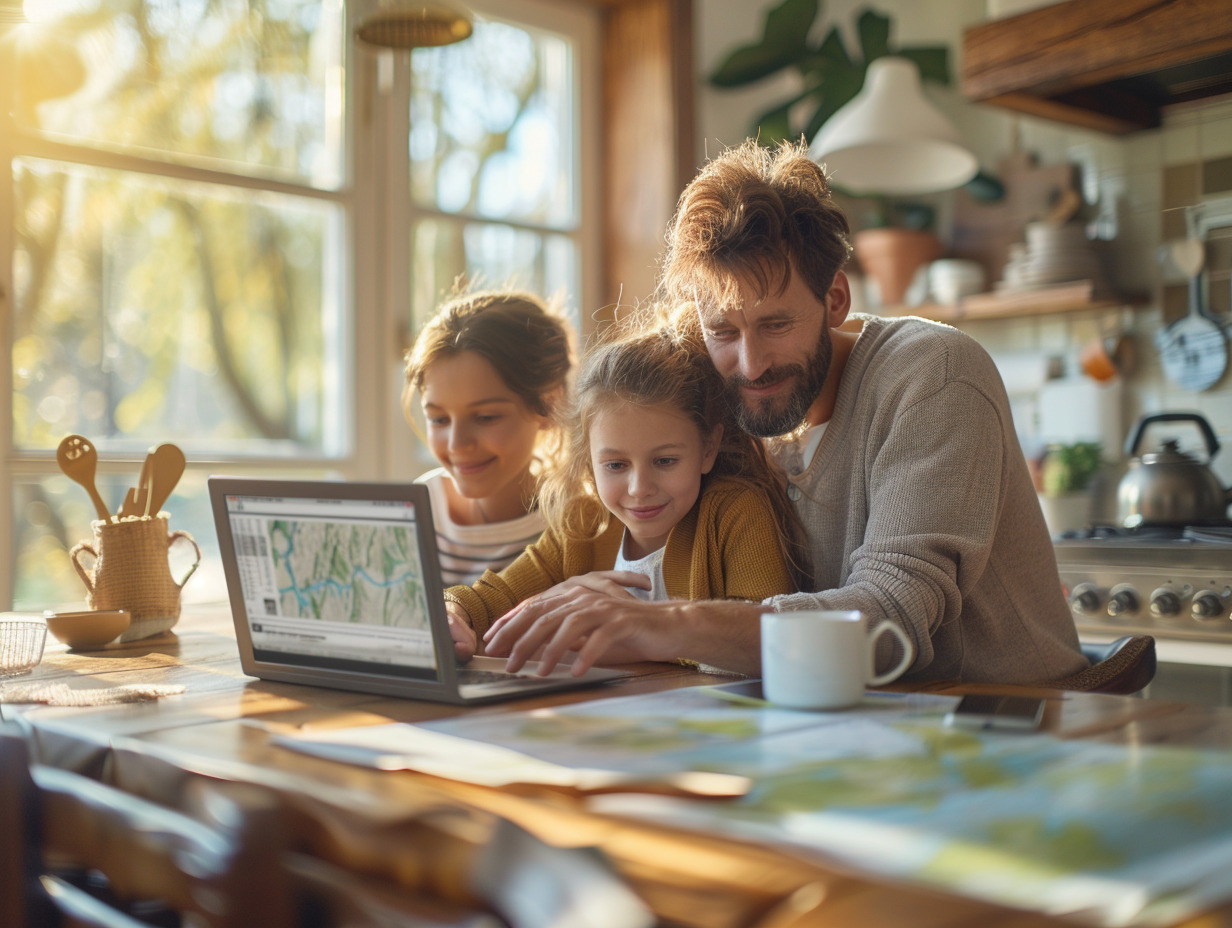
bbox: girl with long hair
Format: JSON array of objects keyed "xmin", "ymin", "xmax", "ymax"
[{"xmin": 444, "ymin": 324, "xmax": 808, "ymax": 663}]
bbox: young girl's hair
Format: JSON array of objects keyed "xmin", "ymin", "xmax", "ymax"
[
  {"xmin": 538, "ymin": 323, "xmax": 811, "ymax": 589},
  {"xmin": 402, "ymin": 287, "xmax": 573, "ymax": 458}
]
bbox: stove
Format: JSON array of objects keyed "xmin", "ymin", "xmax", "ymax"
[
  {"xmin": 1053, "ymin": 525, "xmax": 1232, "ymax": 643},
  {"xmin": 1053, "ymin": 524, "xmax": 1232, "ymax": 706}
]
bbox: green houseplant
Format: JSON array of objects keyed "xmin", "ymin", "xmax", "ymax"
[
  {"xmin": 1039, "ymin": 441, "xmax": 1104, "ymax": 535},
  {"xmin": 1042, "ymin": 442, "xmax": 1103, "ymax": 497},
  {"xmin": 708, "ymin": 0, "xmax": 950, "ymax": 148}
]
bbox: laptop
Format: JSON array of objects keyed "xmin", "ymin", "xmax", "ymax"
[{"xmin": 207, "ymin": 476, "xmax": 633, "ymax": 705}]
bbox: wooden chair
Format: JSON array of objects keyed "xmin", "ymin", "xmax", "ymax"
[
  {"xmin": 287, "ymin": 852, "xmax": 508, "ymax": 928},
  {"xmin": 0, "ymin": 723, "xmax": 293, "ymax": 928},
  {"xmin": 1048, "ymin": 635, "xmax": 1157, "ymax": 695}
]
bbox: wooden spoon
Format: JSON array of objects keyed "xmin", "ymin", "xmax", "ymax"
[
  {"xmin": 56, "ymin": 434, "xmax": 111, "ymax": 522},
  {"xmin": 143, "ymin": 443, "xmax": 186, "ymax": 517}
]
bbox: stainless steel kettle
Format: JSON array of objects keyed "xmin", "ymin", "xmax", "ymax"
[{"xmin": 1117, "ymin": 412, "xmax": 1232, "ymax": 527}]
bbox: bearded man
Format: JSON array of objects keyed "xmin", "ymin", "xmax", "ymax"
[{"xmin": 481, "ymin": 139, "xmax": 1086, "ymax": 686}]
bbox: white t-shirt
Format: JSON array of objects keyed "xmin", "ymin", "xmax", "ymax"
[
  {"xmin": 612, "ymin": 532, "xmax": 668, "ymax": 601},
  {"xmin": 416, "ymin": 467, "xmax": 545, "ymax": 587},
  {"xmin": 769, "ymin": 421, "xmax": 828, "ymax": 475}
]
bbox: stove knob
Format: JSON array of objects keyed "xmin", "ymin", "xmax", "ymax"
[
  {"xmin": 1107, "ymin": 585, "xmax": 1139, "ymax": 617},
  {"xmin": 1150, "ymin": 587, "xmax": 1182, "ymax": 618},
  {"xmin": 1069, "ymin": 583, "xmax": 1102, "ymax": 616},
  {"xmin": 1192, "ymin": 590, "xmax": 1226, "ymax": 621}
]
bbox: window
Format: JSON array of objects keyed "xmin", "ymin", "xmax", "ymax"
[
  {"xmin": 407, "ymin": 6, "xmax": 589, "ymax": 330},
  {"xmin": 1, "ymin": 0, "xmax": 599, "ymax": 610}
]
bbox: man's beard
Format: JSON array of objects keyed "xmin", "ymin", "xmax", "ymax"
[{"xmin": 723, "ymin": 326, "xmax": 832, "ymax": 438}]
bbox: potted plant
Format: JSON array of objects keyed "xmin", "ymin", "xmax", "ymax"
[{"xmin": 1038, "ymin": 441, "xmax": 1103, "ymax": 536}]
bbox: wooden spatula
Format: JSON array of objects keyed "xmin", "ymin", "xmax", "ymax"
[
  {"xmin": 143, "ymin": 443, "xmax": 186, "ymax": 517},
  {"xmin": 117, "ymin": 452, "xmax": 153, "ymax": 518}
]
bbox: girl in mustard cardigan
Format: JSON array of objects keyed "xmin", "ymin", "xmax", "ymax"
[{"xmin": 443, "ymin": 325, "xmax": 808, "ymax": 660}]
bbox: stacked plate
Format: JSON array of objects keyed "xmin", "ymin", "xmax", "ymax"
[{"xmin": 1000, "ymin": 221, "xmax": 1105, "ymax": 291}]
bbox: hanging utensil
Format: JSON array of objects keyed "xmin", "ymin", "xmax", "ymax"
[
  {"xmin": 143, "ymin": 443, "xmax": 186, "ymax": 517},
  {"xmin": 55, "ymin": 434, "xmax": 112, "ymax": 522},
  {"xmin": 1159, "ymin": 213, "xmax": 1232, "ymax": 392},
  {"xmin": 1155, "ymin": 269, "xmax": 1227, "ymax": 392}
]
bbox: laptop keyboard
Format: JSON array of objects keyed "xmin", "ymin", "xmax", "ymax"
[{"xmin": 456, "ymin": 667, "xmax": 538, "ymax": 686}]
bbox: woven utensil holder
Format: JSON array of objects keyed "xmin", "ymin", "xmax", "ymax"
[{"xmin": 69, "ymin": 515, "xmax": 201, "ymax": 642}]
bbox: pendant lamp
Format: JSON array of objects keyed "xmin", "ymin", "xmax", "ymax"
[
  {"xmin": 809, "ymin": 56, "xmax": 978, "ymax": 196},
  {"xmin": 356, "ymin": 2, "xmax": 473, "ymax": 49}
]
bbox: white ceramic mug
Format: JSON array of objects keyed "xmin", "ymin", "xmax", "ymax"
[{"xmin": 760, "ymin": 609, "xmax": 915, "ymax": 710}]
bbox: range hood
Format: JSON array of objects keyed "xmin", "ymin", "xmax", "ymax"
[{"xmin": 962, "ymin": 0, "xmax": 1232, "ymax": 134}]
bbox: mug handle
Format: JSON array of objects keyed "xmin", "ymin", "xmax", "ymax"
[
  {"xmin": 68, "ymin": 542, "xmax": 98, "ymax": 595},
  {"xmin": 167, "ymin": 530, "xmax": 203, "ymax": 589},
  {"xmin": 866, "ymin": 621, "xmax": 915, "ymax": 685}
]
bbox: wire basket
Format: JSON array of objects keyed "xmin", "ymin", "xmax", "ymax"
[{"xmin": 0, "ymin": 616, "xmax": 48, "ymax": 678}]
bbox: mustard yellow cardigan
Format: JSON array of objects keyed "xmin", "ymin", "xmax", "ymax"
[{"xmin": 443, "ymin": 476, "xmax": 795, "ymax": 643}]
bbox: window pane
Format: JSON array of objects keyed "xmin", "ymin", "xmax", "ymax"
[
  {"xmin": 12, "ymin": 157, "xmax": 345, "ymax": 456},
  {"xmin": 410, "ymin": 16, "xmax": 574, "ymax": 226},
  {"xmin": 13, "ymin": 0, "xmax": 345, "ymax": 187},
  {"xmin": 410, "ymin": 218, "xmax": 579, "ymax": 332}
]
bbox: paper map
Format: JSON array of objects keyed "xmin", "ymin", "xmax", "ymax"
[{"xmin": 415, "ymin": 685, "xmax": 1232, "ymax": 926}]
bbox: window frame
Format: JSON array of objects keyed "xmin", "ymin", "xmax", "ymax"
[
  {"xmin": 0, "ymin": 0, "xmax": 602, "ymax": 609},
  {"xmin": 368, "ymin": 0, "xmax": 602, "ymax": 483}
]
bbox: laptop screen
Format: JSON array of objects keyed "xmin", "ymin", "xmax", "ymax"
[{"xmin": 220, "ymin": 489, "xmax": 444, "ymax": 682}]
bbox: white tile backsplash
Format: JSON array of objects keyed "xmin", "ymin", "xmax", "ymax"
[
  {"xmin": 1164, "ymin": 123, "xmax": 1201, "ymax": 166},
  {"xmin": 1200, "ymin": 117, "xmax": 1232, "ymax": 160}
]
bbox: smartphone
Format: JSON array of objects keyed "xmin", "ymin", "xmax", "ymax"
[{"xmin": 943, "ymin": 694, "xmax": 1045, "ymax": 731}]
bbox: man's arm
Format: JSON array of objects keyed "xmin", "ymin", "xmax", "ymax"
[{"xmin": 483, "ymin": 588, "xmax": 766, "ymax": 676}]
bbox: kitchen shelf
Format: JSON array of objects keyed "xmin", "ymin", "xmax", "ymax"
[
  {"xmin": 886, "ymin": 281, "xmax": 1142, "ymax": 323},
  {"xmin": 961, "ymin": 0, "xmax": 1232, "ymax": 135}
]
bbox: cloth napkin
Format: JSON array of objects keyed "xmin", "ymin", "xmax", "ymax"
[{"xmin": 0, "ymin": 682, "xmax": 185, "ymax": 706}]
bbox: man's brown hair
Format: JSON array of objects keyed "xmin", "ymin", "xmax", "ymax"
[{"xmin": 657, "ymin": 138, "xmax": 852, "ymax": 317}]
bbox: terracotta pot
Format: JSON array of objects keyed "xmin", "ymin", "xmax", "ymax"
[{"xmin": 854, "ymin": 228, "xmax": 942, "ymax": 307}]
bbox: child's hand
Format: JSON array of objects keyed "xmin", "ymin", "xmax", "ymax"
[
  {"xmin": 445, "ymin": 602, "xmax": 477, "ymax": 662},
  {"xmin": 555, "ymin": 570, "xmax": 652, "ymax": 597}
]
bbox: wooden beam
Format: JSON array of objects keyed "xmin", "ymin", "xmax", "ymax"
[
  {"xmin": 962, "ymin": 0, "xmax": 1232, "ymax": 133},
  {"xmin": 597, "ymin": 0, "xmax": 694, "ymax": 324},
  {"xmin": 963, "ymin": 0, "xmax": 1232, "ymax": 100}
]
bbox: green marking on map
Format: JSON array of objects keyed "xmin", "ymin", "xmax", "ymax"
[{"xmin": 516, "ymin": 712, "xmax": 760, "ymax": 752}]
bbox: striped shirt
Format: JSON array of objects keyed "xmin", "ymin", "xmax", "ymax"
[{"xmin": 416, "ymin": 468, "xmax": 545, "ymax": 587}]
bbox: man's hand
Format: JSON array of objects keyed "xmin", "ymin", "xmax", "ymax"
[
  {"xmin": 445, "ymin": 602, "xmax": 477, "ymax": 662},
  {"xmin": 484, "ymin": 572, "xmax": 671, "ymax": 676},
  {"xmin": 483, "ymin": 570, "xmax": 649, "ymax": 645}
]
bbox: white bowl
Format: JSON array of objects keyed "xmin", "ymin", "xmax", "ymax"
[{"xmin": 928, "ymin": 259, "xmax": 985, "ymax": 305}]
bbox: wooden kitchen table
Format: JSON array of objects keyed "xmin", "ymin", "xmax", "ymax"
[{"xmin": 6, "ymin": 602, "xmax": 1232, "ymax": 928}]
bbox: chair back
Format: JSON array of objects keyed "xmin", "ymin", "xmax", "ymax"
[
  {"xmin": 0, "ymin": 724, "xmax": 292, "ymax": 928},
  {"xmin": 1049, "ymin": 635, "xmax": 1157, "ymax": 695}
]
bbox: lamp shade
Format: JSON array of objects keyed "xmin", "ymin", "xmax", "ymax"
[
  {"xmin": 356, "ymin": 2, "xmax": 473, "ymax": 49},
  {"xmin": 809, "ymin": 56, "xmax": 978, "ymax": 196}
]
